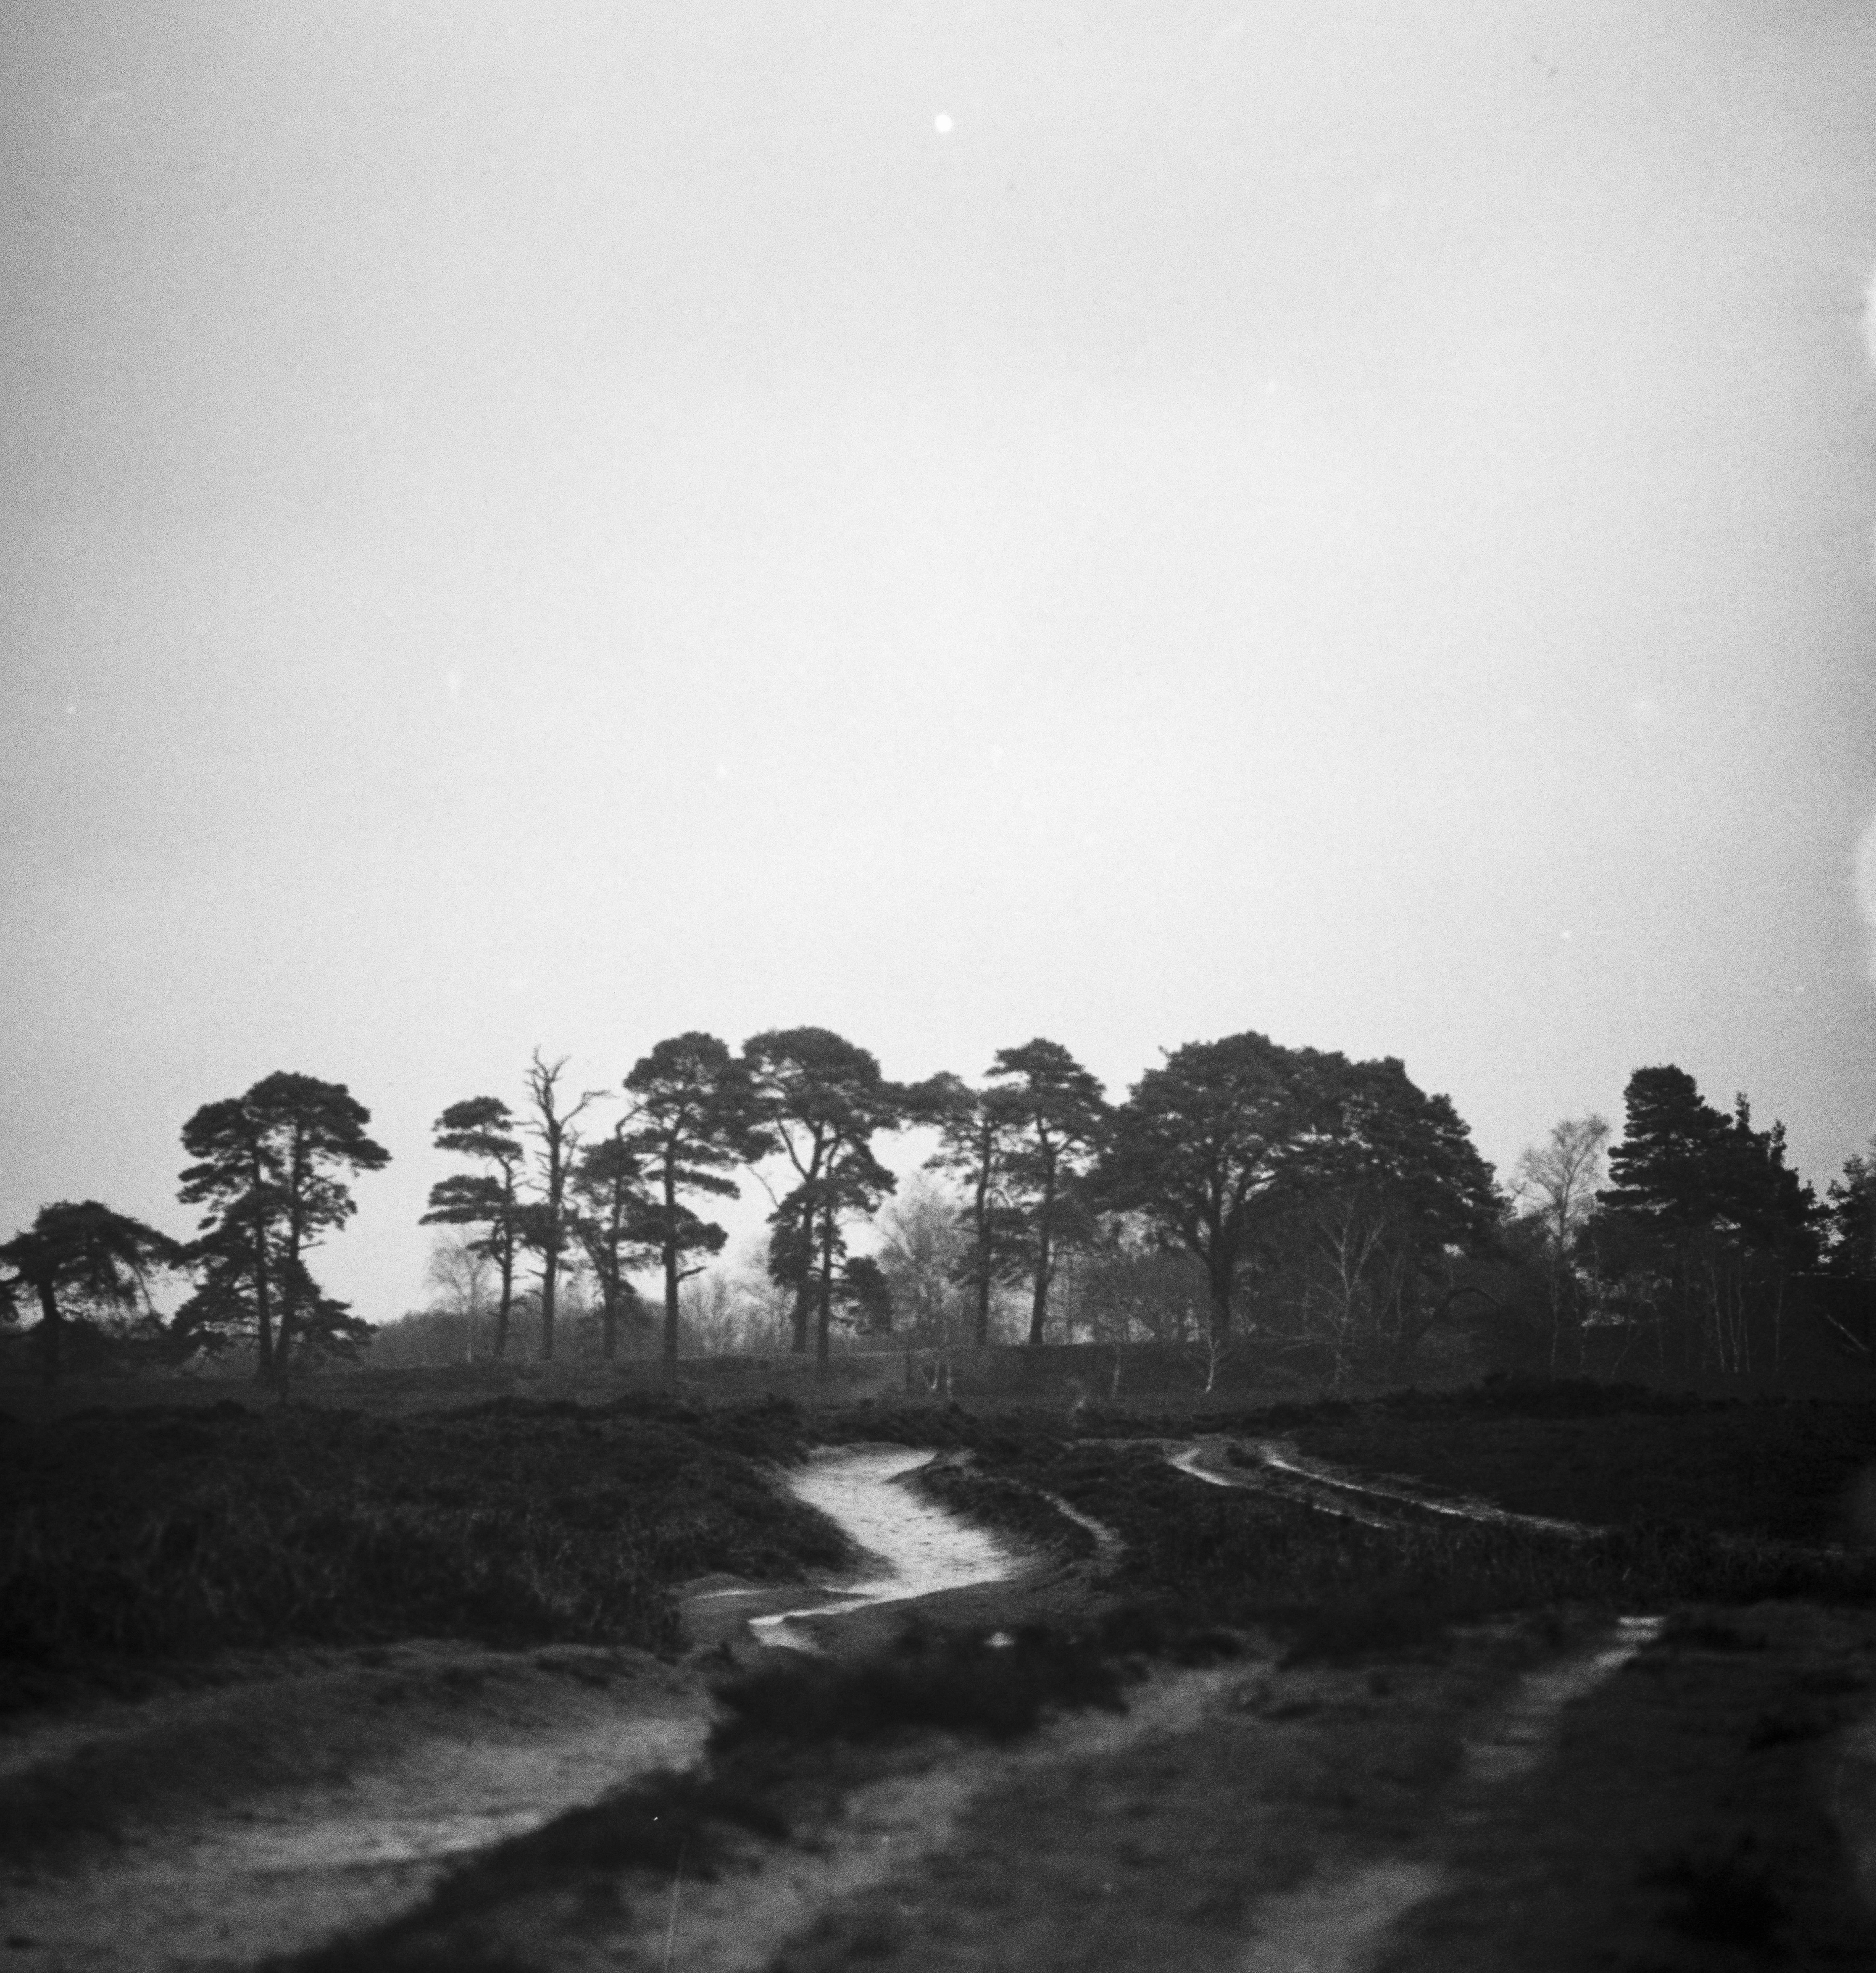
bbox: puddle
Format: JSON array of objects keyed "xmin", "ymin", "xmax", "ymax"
[{"xmin": 751, "ymin": 1446, "xmax": 1018, "ymax": 1651}]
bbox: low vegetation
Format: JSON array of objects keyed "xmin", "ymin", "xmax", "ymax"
[
  {"xmin": 0, "ymin": 1394, "xmax": 846, "ymax": 1708},
  {"xmin": 1260, "ymin": 1376, "xmax": 1876, "ymax": 1545}
]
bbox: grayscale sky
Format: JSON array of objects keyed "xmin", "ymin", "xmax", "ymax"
[{"xmin": 4, "ymin": 1, "xmax": 1875, "ymax": 1318}]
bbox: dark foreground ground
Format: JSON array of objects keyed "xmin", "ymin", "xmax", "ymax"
[{"xmin": 4, "ymin": 1369, "xmax": 1876, "ymax": 1969}]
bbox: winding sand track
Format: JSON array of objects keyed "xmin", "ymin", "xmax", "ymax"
[{"xmin": 5, "ymin": 1445, "xmax": 1874, "ymax": 1970}]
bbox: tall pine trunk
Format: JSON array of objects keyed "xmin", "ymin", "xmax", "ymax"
[
  {"xmin": 815, "ymin": 1204, "xmax": 836, "ymax": 1369},
  {"xmin": 250, "ymin": 1149, "xmax": 275, "ymax": 1382},
  {"xmin": 1026, "ymin": 1168, "xmax": 1056, "ymax": 1347},
  {"xmin": 972, "ymin": 1162, "xmax": 993, "ymax": 1347},
  {"xmin": 663, "ymin": 1166, "xmax": 682, "ymax": 1371},
  {"xmin": 493, "ymin": 1238, "xmax": 513, "ymax": 1359},
  {"xmin": 33, "ymin": 1280, "xmax": 61, "ymax": 1383}
]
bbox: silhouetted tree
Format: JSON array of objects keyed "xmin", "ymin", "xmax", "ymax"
[
  {"xmin": 987, "ymin": 1039, "xmax": 1108, "ymax": 1346},
  {"xmin": 570, "ymin": 1132, "xmax": 653, "ymax": 1359},
  {"xmin": 421, "ymin": 1096, "xmax": 525, "ymax": 1359},
  {"xmin": 1596, "ymin": 1066, "xmax": 1819, "ymax": 1372},
  {"xmin": 1102, "ymin": 1034, "xmax": 1494, "ymax": 1347},
  {"xmin": 620, "ymin": 1033, "xmax": 770, "ymax": 1370},
  {"xmin": 924, "ymin": 1072, "xmax": 1029, "ymax": 1346},
  {"xmin": 835, "ymin": 1252, "xmax": 895, "ymax": 1335},
  {"xmin": 1822, "ymin": 1138, "xmax": 1876, "ymax": 1278},
  {"xmin": 0, "ymin": 1201, "xmax": 179, "ymax": 1380},
  {"xmin": 1099, "ymin": 1032, "xmax": 1319, "ymax": 1339},
  {"xmin": 518, "ymin": 1051, "xmax": 604, "ymax": 1362},
  {"xmin": 743, "ymin": 1027, "xmax": 908, "ymax": 1365},
  {"xmin": 175, "ymin": 1073, "xmax": 389, "ymax": 1386}
]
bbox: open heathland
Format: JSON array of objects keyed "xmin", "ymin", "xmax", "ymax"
[
  {"xmin": 6, "ymin": 1370, "xmax": 1876, "ymax": 1971},
  {"xmin": 0, "ymin": 1394, "xmax": 848, "ymax": 1709}
]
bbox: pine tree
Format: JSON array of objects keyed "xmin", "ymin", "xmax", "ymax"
[
  {"xmin": 986, "ymin": 1040, "xmax": 1108, "ymax": 1347},
  {"xmin": 175, "ymin": 1073, "xmax": 389, "ymax": 1386},
  {"xmin": 619, "ymin": 1033, "xmax": 769, "ymax": 1370},
  {"xmin": 421, "ymin": 1096, "xmax": 525, "ymax": 1358},
  {"xmin": 0, "ymin": 1202, "xmax": 178, "ymax": 1380}
]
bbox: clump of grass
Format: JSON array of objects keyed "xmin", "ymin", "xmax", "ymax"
[{"xmin": 710, "ymin": 1622, "xmax": 1128, "ymax": 1756}]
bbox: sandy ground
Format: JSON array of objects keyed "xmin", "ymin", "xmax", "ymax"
[
  {"xmin": 6, "ymin": 1447, "xmax": 1876, "ymax": 1971},
  {"xmin": 0, "ymin": 1640, "xmax": 712, "ymax": 1970}
]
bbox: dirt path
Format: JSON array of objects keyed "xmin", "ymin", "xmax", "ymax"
[
  {"xmin": 617, "ymin": 1609, "xmax": 1876, "ymax": 1973},
  {"xmin": 8, "ymin": 1448, "xmax": 1876, "ymax": 1971},
  {"xmin": 0, "ymin": 1642, "xmax": 712, "ymax": 1971},
  {"xmin": 0, "ymin": 1446, "xmax": 1038, "ymax": 1971}
]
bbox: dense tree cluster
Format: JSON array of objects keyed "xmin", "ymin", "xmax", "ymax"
[
  {"xmin": 5, "ymin": 1027, "xmax": 1867, "ymax": 1385},
  {"xmin": 1498, "ymin": 1064, "xmax": 1872, "ymax": 1379}
]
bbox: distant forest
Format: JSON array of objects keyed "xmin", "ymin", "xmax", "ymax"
[{"xmin": 4, "ymin": 1027, "xmax": 1872, "ymax": 1390}]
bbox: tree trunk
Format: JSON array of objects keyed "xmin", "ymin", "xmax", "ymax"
[
  {"xmin": 972, "ymin": 1169, "xmax": 993, "ymax": 1348},
  {"xmin": 1206, "ymin": 1247, "xmax": 1234, "ymax": 1341},
  {"xmin": 491, "ymin": 1175, "xmax": 517, "ymax": 1360},
  {"xmin": 787, "ymin": 1200, "xmax": 813, "ymax": 1353},
  {"xmin": 815, "ymin": 1206, "xmax": 835, "ymax": 1369},
  {"xmin": 1027, "ymin": 1172, "xmax": 1055, "ymax": 1347},
  {"xmin": 539, "ymin": 1242, "xmax": 557, "ymax": 1361},
  {"xmin": 662, "ymin": 1167, "xmax": 682, "ymax": 1371},
  {"xmin": 33, "ymin": 1280, "xmax": 61, "ymax": 1383},
  {"xmin": 250, "ymin": 1153, "xmax": 275, "ymax": 1381},
  {"xmin": 494, "ymin": 1241, "xmax": 512, "ymax": 1360}
]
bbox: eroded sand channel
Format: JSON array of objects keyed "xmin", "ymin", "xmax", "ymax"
[{"xmin": 744, "ymin": 1446, "xmax": 1020, "ymax": 1649}]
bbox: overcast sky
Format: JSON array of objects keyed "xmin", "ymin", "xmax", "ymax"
[{"xmin": 4, "ymin": 1, "xmax": 1874, "ymax": 1319}]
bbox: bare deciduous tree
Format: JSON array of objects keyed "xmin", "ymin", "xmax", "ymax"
[
  {"xmin": 423, "ymin": 1229, "xmax": 493, "ymax": 1362},
  {"xmin": 520, "ymin": 1050, "xmax": 606, "ymax": 1363},
  {"xmin": 1510, "ymin": 1114, "xmax": 1610, "ymax": 1368}
]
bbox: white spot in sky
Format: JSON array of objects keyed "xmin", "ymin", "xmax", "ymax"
[
  {"xmin": 65, "ymin": 703, "xmax": 76, "ymax": 717},
  {"xmin": 446, "ymin": 670, "xmax": 462, "ymax": 698},
  {"xmin": 715, "ymin": 762, "xmax": 728, "ymax": 781},
  {"xmin": 933, "ymin": 113, "xmax": 954, "ymax": 135},
  {"xmin": 1627, "ymin": 693, "xmax": 1659, "ymax": 724}
]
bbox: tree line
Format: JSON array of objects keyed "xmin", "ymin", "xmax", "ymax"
[
  {"xmin": 4, "ymin": 1030, "xmax": 1870, "ymax": 1386},
  {"xmin": 1503, "ymin": 1065, "xmax": 1874, "ymax": 1377}
]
